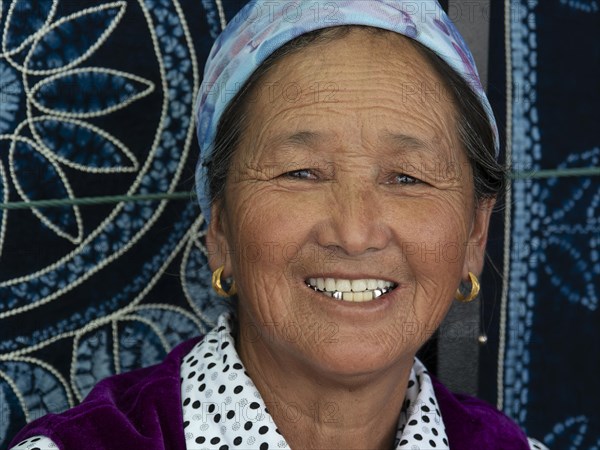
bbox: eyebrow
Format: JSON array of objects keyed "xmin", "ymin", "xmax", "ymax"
[
  {"xmin": 266, "ymin": 130, "xmax": 434, "ymax": 155},
  {"xmin": 277, "ymin": 130, "xmax": 326, "ymax": 148},
  {"xmin": 263, "ymin": 131, "xmax": 331, "ymax": 158},
  {"xmin": 381, "ymin": 131, "xmax": 431, "ymax": 151}
]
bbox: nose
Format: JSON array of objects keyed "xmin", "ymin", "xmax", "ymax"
[{"xmin": 315, "ymin": 181, "xmax": 391, "ymax": 257}]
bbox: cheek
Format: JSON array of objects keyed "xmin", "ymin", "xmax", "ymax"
[
  {"xmin": 413, "ymin": 201, "xmax": 470, "ymax": 265},
  {"xmin": 223, "ymin": 188, "xmax": 308, "ymax": 313},
  {"xmin": 231, "ymin": 189, "xmax": 306, "ymax": 255},
  {"xmin": 394, "ymin": 197, "xmax": 471, "ymax": 321}
]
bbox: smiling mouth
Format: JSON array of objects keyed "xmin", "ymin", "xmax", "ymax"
[{"xmin": 305, "ymin": 278, "xmax": 398, "ymax": 302}]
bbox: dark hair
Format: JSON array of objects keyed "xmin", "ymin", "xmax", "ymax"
[{"xmin": 206, "ymin": 26, "xmax": 505, "ymax": 208}]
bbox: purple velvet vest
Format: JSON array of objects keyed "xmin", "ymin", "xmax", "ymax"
[{"xmin": 10, "ymin": 337, "xmax": 530, "ymax": 450}]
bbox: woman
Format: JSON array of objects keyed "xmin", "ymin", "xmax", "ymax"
[{"xmin": 10, "ymin": 1, "xmax": 548, "ymax": 449}]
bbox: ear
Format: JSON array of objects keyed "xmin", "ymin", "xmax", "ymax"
[
  {"xmin": 206, "ymin": 200, "xmax": 234, "ymax": 277},
  {"xmin": 462, "ymin": 197, "xmax": 496, "ymax": 278}
]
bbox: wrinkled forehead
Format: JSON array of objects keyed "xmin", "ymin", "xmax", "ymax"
[
  {"xmin": 238, "ymin": 28, "xmax": 461, "ymax": 161},
  {"xmin": 196, "ymin": 1, "xmax": 496, "ymax": 152}
]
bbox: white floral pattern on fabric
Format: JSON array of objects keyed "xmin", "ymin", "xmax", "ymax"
[
  {"xmin": 0, "ymin": 1, "xmax": 211, "ymax": 445},
  {"xmin": 10, "ymin": 314, "xmax": 550, "ymax": 450},
  {"xmin": 528, "ymin": 437, "xmax": 549, "ymax": 449}
]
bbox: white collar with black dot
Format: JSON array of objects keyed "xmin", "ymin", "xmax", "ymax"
[{"xmin": 180, "ymin": 313, "xmax": 450, "ymax": 450}]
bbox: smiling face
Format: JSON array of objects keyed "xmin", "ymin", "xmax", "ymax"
[{"xmin": 207, "ymin": 28, "xmax": 493, "ymax": 380}]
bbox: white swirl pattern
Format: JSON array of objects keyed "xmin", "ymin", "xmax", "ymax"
[{"xmin": 0, "ymin": 0, "xmax": 230, "ymax": 447}]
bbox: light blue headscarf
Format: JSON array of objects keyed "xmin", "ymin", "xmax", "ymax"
[{"xmin": 195, "ymin": 0, "xmax": 498, "ymax": 222}]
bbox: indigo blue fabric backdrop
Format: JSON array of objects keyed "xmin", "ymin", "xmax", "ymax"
[
  {"xmin": 0, "ymin": 1, "xmax": 598, "ymax": 449},
  {"xmin": 0, "ymin": 1, "xmax": 244, "ymax": 446},
  {"xmin": 481, "ymin": 1, "xmax": 599, "ymax": 448}
]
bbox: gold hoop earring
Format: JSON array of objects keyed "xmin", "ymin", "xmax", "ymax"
[
  {"xmin": 212, "ymin": 266, "xmax": 237, "ymax": 297},
  {"xmin": 455, "ymin": 272, "xmax": 480, "ymax": 303}
]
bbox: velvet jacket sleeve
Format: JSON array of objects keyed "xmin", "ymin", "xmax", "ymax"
[{"xmin": 9, "ymin": 338, "xmax": 202, "ymax": 450}]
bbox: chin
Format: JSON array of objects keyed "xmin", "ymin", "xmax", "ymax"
[{"xmin": 298, "ymin": 332, "xmax": 415, "ymax": 381}]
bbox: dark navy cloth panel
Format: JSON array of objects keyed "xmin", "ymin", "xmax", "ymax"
[
  {"xmin": 483, "ymin": 1, "xmax": 599, "ymax": 448},
  {"xmin": 0, "ymin": 1, "xmax": 245, "ymax": 447}
]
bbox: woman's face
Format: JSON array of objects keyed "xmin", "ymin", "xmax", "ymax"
[{"xmin": 208, "ymin": 29, "xmax": 494, "ymax": 378}]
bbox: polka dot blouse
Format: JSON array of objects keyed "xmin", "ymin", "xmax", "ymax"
[
  {"xmin": 11, "ymin": 313, "xmax": 549, "ymax": 450},
  {"xmin": 181, "ymin": 313, "xmax": 452, "ymax": 449}
]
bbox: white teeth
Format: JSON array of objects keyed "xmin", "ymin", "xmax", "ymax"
[
  {"xmin": 325, "ymin": 278, "xmax": 336, "ymax": 291},
  {"xmin": 306, "ymin": 277, "xmax": 396, "ymax": 302},
  {"xmin": 316, "ymin": 278, "xmax": 325, "ymax": 291},
  {"xmin": 351, "ymin": 279, "xmax": 367, "ymax": 292},
  {"xmin": 336, "ymin": 279, "xmax": 352, "ymax": 292}
]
